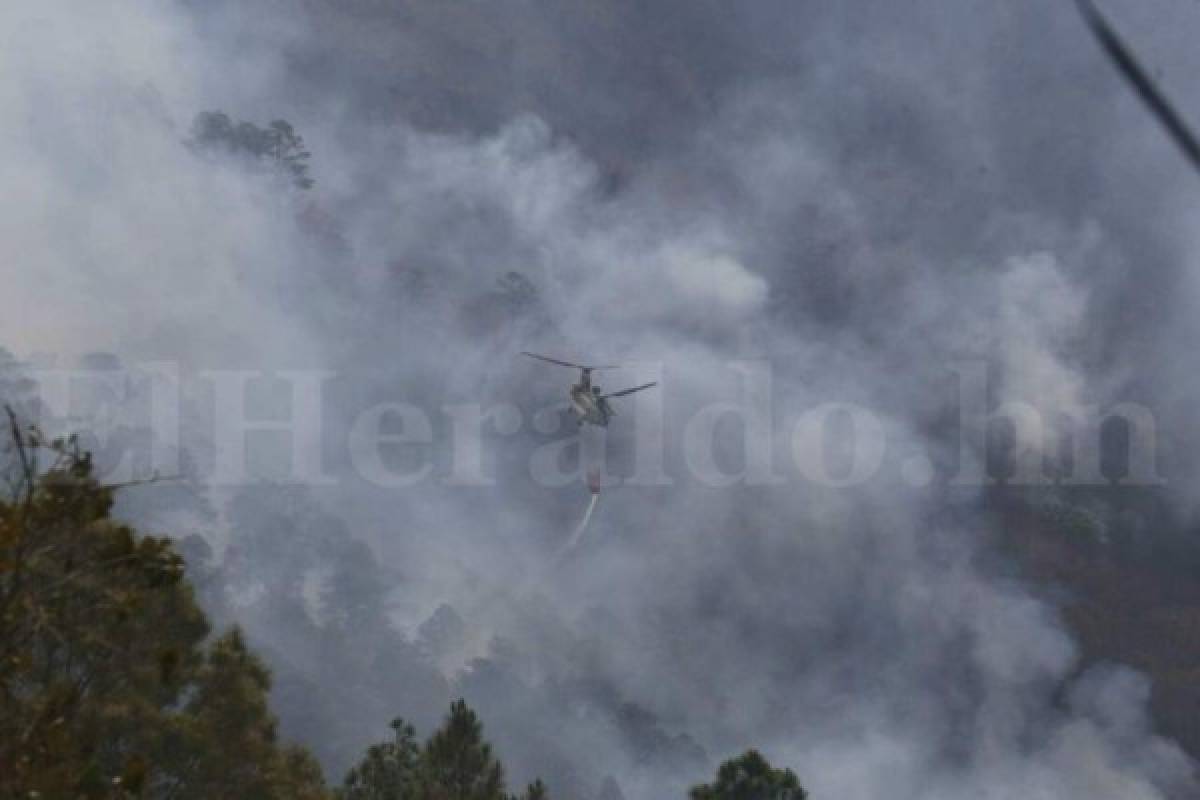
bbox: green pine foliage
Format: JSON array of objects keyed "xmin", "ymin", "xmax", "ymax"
[
  {"xmin": 339, "ymin": 699, "xmax": 520, "ymax": 800},
  {"xmin": 688, "ymin": 750, "xmax": 809, "ymax": 800},
  {"xmin": 341, "ymin": 719, "xmax": 422, "ymax": 800},
  {"xmin": 0, "ymin": 408, "xmax": 329, "ymax": 799}
]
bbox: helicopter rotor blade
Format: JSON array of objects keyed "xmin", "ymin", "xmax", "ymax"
[
  {"xmin": 601, "ymin": 382, "xmax": 658, "ymax": 399},
  {"xmin": 522, "ymin": 352, "xmax": 586, "ymax": 369},
  {"xmin": 1074, "ymin": 0, "xmax": 1200, "ymax": 173},
  {"xmin": 521, "ymin": 352, "xmax": 620, "ymax": 371}
]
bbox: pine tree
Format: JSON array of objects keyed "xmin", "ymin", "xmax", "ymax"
[
  {"xmin": 417, "ymin": 699, "xmax": 507, "ymax": 800},
  {"xmin": 0, "ymin": 408, "xmax": 329, "ymax": 798},
  {"xmin": 172, "ymin": 629, "xmax": 326, "ymax": 798},
  {"xmin": 519, "ymin": 778, "xmax": 549, "ymax": 800},
  {"xmin": 341, "ymin": 718, "xmax": 421, "ymax": 799},
  {"xmin": 189, "ymin": 111, "xmax": 314, "ymax": 189},
  {"xmin": 688, "ymin": 750, "xmax": 808, "ymax": 800},
  {"xmin": 340, "ymin": 699, "xmax": 551, "ymax": 800}
]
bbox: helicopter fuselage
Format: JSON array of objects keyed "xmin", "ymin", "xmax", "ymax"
[
  {"xmin": 521, "ymin": 353, "xmax": 653, "ymax": 428},
  {"xmin": 569, "ymin": 383, "xmax": 613, "ymax": 427}
]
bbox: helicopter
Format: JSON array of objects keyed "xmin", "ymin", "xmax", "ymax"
[{"xmin": 522, "ymin": 352, "xmax": 657, "ymax": 427}]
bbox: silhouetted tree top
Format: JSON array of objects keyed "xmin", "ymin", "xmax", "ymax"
[
  {"xmin": 689, "ymin": 750, "xmax": 809, "ymax": 800},
  {"xmin": 340, "ymin": 698, "xmax": 551, "ymax": 800},
  {"xmin": 189, "ymin": 110, "xmax": 315, "ymax": 189}
]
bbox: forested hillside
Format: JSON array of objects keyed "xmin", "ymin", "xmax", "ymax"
[{"xmin": 0, "ymin": 407, "xmax": 807, "ymax": 798}]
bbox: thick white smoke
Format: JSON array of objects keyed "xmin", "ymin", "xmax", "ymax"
[{"xmin": 4, "ymin": 0, "xmax": 1200, "ymax": 798}]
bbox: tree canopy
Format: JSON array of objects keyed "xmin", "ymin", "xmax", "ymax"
[
  {"xmin": 189, "ymin": 111, "xmax": 315, "ymax": 189},
  {"xmin": 689, "ymin": 750, "xmax": 809, "ymax": 800},
  {"xmin": 0, "ymin": 407, "xmax": 328, "ymax": 798},
  {"xmin": 340, "ymin": 699, "xmax": 550, "ymax": 800}
]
